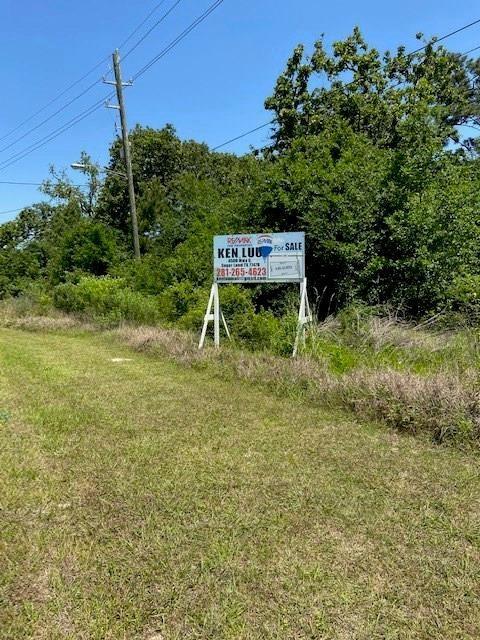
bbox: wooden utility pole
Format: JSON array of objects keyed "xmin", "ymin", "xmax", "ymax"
[{"xmin": 111, "ymin": 49, "xmax": 140, "ymax": 259}]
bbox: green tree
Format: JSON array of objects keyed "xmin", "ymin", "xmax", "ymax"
[
  {"xmin": 50, "ymin": 219, "xmax": 121, "ymax": 283},
  {"xmin": 96, "ymin": 124, "xmax": 262, "ymax": 242},
  {"xmin": 265, "ymin": 27, "xmax": 480, "ymax": 154}
]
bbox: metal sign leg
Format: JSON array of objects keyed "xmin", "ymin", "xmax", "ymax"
[
  {"xmin": 221, "ymin": 311, "xmax": 231, "ymax": 340},
  {"xmin": 213, "ymin": 283, "xmax": 220, "ymax": 347},
  {"xmin": 199, "ymin": 283, "xmax": 230, "ymax": 349},
  {"xmin": 199, "ymin": 284, "xmax": 215, "ymax": 349},
  {"xmin": 293, "ymin": 278, "xmax": 312, "ymax": 357}
]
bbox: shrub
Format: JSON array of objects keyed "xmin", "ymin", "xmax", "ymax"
[
  {"xmin": 159, "ymin": 281, "xmax": 208, "ymax": 324},
  {"xmin": 113, "ymin": 254, "xmax": 166, "ymax": 296},
  {"xmin": 0, "ymin": 248, "xmax": 42, "ymax": 299},
  {"xmin": 49, "ymin": 220, "xmax": 121, "ymax": 283},
  {"xmin": 231, "ymin": 309, "xmax": 277, "ymax": 350},
  {"xmin": 446, "ymin": 274, "xmax": 480, "ymax": 321},
  {"xmin": 173, "ymin": 284, "xmax": 298, "ymax": 351},
  {"xmin": 53, "ymin": 276, "xmax": 160, "ymax": 326},
  {"xmin": 0, "ymin": 282, "xmax": 53, "ymax": 318},
  {"xmin": 170, "ymin": 284, "xmax": 255, "ymax": 335}
]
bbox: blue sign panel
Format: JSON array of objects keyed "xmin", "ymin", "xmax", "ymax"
[{"xmin": 214, "ymin": 232, "xmax": 305, "ymax": 283}]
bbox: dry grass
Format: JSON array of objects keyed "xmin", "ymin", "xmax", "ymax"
[
  {"xmin": 315, "ymin": 311, "xmax": 453, "ymax": 352},
  {"xmin": 115, "ymin": 325, "xmax": 480, "ymax": 447},
  {"xmin": 0, "ymin": 314, "xmax": 82, "ymax": 331},
  {"xmin": 340, "ymin": 368, "xmax": 480, "ymax": 442},
  {"xmin": 2, "ymin": 307, "xmax": 479, "ymax": 447},
  {"xmin": 0, "ymin": 299, "xmax": 82, "ymax": 332},
  {"xmin": 116, "ymin": 325, "xmax": 203, "ymax": 364}
]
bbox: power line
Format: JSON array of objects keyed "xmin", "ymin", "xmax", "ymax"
[
  {"xmin": 0, "ymin": 1, "xmax": 187, "ymax": 160},
  {"xmin": 0, "ymin": 0, "xmax": 225, "ymax": 171},
  {"xmin": 117, "ymin": 0, "xmax": 169, "ymax": 50},
  {"xmin": 410, "ymin": 18, "xmax": 480, "ymax": 55},
  {"xmin": 463, "ymin": 44, "xmax": 480, "ymax": 56},
  {"xmin": 122, "ymin": 0, "xmax": 185, "ymax": 61},
  {"xmin": 0, "ymin": 1, "xmax": 181, "ymax": 149},
  {"xmin": 0, "ymin": 180, "xmax": 87, "ymax": 186},
  {"xmin": 0, "ymin": 77, "xmax": 105, "ymax": 155},
  {"xmin": 0, "ymin": 95, "xmax": 111, "ymax": 172},
  {"xmin": 461, "ymin": 123, "xmax": 480, "ymax": 132},
  {"xmin": 0, "ymin": 207, "xmax": 30, "ymax": 216},
  {"xmin": 336, "ymin": 36, "xmax": 480, "ymax": 97},
  {"xmin": 0, "ymin": 93, "xmax": 114, "ymax": 173},
  {"xmin": 2, "ymin": 7, "xmax": 478, "ymax": 172},
  {"xmin": 0, "ymin": 97, "xmax": 111, "ymax": 172},
  {"xmin": 0, "ymin": 1, "xmax": 186, "ymax": 158},
  {"xmin": 213, "ymin": 122, "xmax": 273, "ymax": 151},
  {"xmin": 0, "ymin": 56, "xmax": 111, "ymax": 145},
  {"xmin": 130, "ymin": 12, "xmax": 479, "ymax": 151},
  {"xmin": 212, "ymin": 40, "xmax": 480, "ymax": 152},
  {"xmin": 129, "ymin": 12, "xmax": 479, "ymax": 83},
  {"xmin": 0, "ymin": 180, "xmax": 44, "ymax": 186},
  {"xmin": 133, "ymin": 0, "xmax": 225, "ymax": 80}
]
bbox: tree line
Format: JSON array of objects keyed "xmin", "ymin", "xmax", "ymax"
[{"xmin": 2, "ymin": 28, "xmax": 480, "ymax": 337}]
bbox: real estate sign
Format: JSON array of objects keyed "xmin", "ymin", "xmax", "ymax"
[{"xmin": 214, "ymin": 232, "xmax": 305, "ymax": 284}]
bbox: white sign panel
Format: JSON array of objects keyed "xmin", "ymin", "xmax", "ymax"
[{"xmin": 214, "ymin": 232, "xmax": 305, "ymax": 283}]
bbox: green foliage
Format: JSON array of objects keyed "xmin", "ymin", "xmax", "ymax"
[
  {"xmin": 53, "ymin": 277, "xmax": 160, "ymax": 326},
  {"xmin": 41, "ymin": 155, "xmax": 101, "ymax": 216},
  {"xmin": 159, "ymin": 281, "xmax": 209, "ymax": 325},
  {"xmin": 3, "ymin": 28, "xmax": 480, "ymax": 333},
  {"xmin": 114, "ymin": 254, "xmax": 166, "ymax": 295},
  {"xmin": 245, "ymin": 128, "xmax": 393, "ymax": 307},
  {"xmin": 445, "ymin": 274, "xmax": 480, "ymax": 323},
  {"xmin": 49, "ymin": 219, "xmax": 121, "ymax": 283},
  {"xmin": 0, "ymin": 248, "xmax": 41, "ymax": 298},
  {"xmin": 381, "ymin": 158, "xmax": 480, "ymax": 313},
  {"xmin": 265, "ymin": 27, "xmax": 480, "ymax": 154},
  {"xmin": 95, "ymin": 124, "xmax": 257, "ymax": 240}
]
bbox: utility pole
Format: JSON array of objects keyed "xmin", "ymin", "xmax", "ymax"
[{"xmin": 105, "ymin": 49, "xmax": 140, "ymax": 259}]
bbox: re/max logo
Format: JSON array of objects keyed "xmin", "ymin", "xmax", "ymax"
[{"xmin": 227, "ymin": 236, "xmax": 252, "ymax": 245}]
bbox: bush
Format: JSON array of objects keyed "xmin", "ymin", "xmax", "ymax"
[
  {"xmin": 157, "ymin": 283, "xmax": 298, "ymax": 352},
  {"xmin": 114, "ymin": 254, "xmax": 166, "ymax": 296},
  {"xmin": 231, "ymin": 309, "xmax": 278, "ymax": 350},
  {"xmin": 167, "ymin": 284, "xmax": 255, "ymax": 334},
  {"xmin": 0, "ymin": 248, "xmax": 42, "ymax": 299},
  {"xmin": 173, "ymin": 284, "xmax": 296, "ymax": 350},
  {"xmin": 53, "ymin": 276, "xmax": 160, "ymax": 326},
  {"xmin": 446, "ymin": 274, "xmax": 480, "ymax": 321},
  {"xmin": 51, "ymin": 275, "xmax": 303, "ymax": 351},
  {"xmin": 50, "ymin": 220, "xmax": 121, "ymax": 283},
  {"xmin": 159, "ymin": 281, "xmax": 209, "ymax": 324}
]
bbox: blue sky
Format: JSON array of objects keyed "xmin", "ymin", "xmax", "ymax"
[{"xmin": 0, "ymin": 0, "xmax": 479, "ymax": 221}]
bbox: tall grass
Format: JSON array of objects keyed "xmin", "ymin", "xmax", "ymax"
[
  {"xmin": 306, "ymin": 306, "xmax": 480, "ymax": 374},
  {"xmin": 2, "ymin": 293, "xmax": 480, "ymax": 447},
  {"xmin": 116, "ymin": 323, "xmax": 480, "ymax": 448}
]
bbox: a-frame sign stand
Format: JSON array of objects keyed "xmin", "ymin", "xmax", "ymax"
[
  {"xmin": 199, "ymin": 283, "xmax": 231, "ymax": 349},
  {"xmin": 199, "ymin": 277, "xmax": 312, "ymax": 356},
  {"xmin": 293, "ymin": 277, "xmax": 313, "ymax": 356}
]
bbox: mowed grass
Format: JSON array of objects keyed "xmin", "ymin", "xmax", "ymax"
[{"xmin": 0, "ymin": 329, "xmax": 479, "ymax": 640}]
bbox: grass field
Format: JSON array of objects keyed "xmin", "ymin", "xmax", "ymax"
[{"xmin": 1, "ymin": 327, "xmax": 480, "ymax": 639}]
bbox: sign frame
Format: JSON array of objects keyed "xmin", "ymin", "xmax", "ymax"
[
  {"xmin": 199, "ymin": 232, "xmax": 312, "ymax": 356},
  {"xmin": 213, "ymin": 232, "xmax": 305, "ymax": 284}
]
